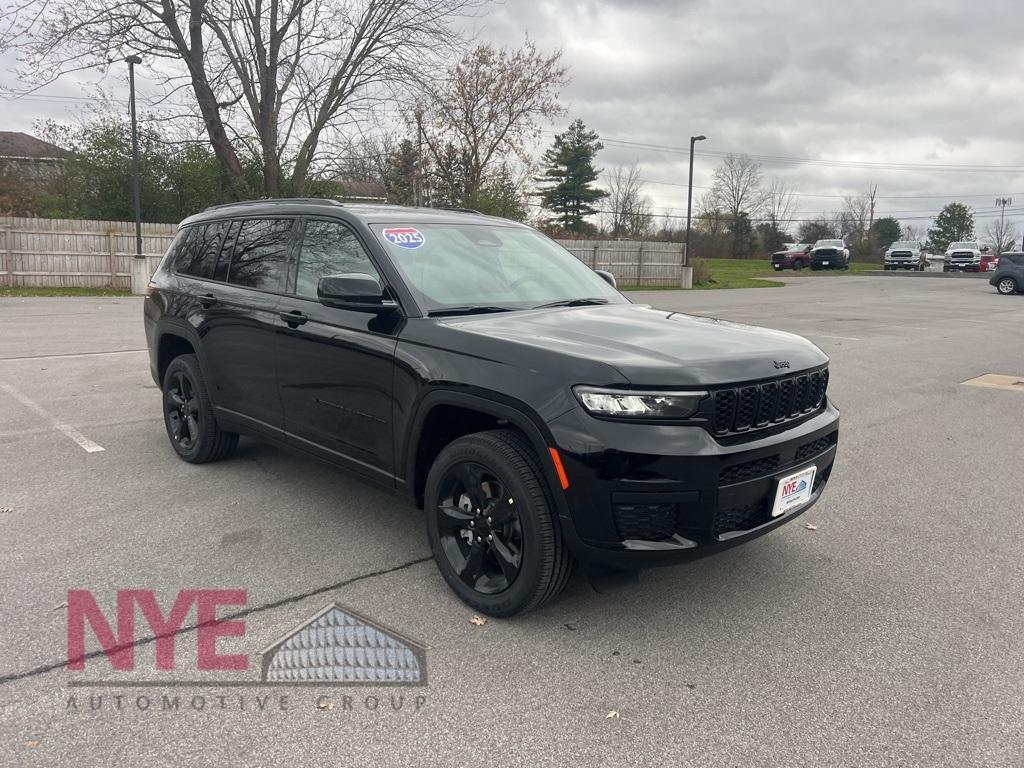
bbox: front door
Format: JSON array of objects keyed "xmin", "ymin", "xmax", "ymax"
[{"xmin": 275, "ymin": 217, "xmax": 400, "ymax": 484}]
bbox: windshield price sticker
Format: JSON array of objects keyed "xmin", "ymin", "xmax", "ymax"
[{"xmin": 382, "ymin": 227, "xmax": 425, "ymax": 250}]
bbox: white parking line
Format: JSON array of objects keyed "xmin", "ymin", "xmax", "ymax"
[{"xmin": 0, "ymin": 383, "xmax": 105, "ymax": 453}]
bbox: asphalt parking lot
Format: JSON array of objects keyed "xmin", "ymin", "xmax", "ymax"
[{"xmin": 2, "ymin": 275, "xmax": 1023, "ymax": 767}]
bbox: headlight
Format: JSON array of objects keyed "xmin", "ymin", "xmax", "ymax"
[{"xmin": 573, "ymin": 386, "xmax": 707, "ymax": 418}]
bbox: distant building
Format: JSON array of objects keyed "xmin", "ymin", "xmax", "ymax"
[
  {"xmin": 334, "ymin": 179, "xmax": 387, "ymax": 203},
  {"xmin": 0, "ymin": 131, "xmax": 68, "ymax": 183}
]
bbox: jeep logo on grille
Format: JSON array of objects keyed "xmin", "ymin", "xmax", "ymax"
[{"xmin": 773, "ymin": 360, "xmax": 791, "ymax": 369}]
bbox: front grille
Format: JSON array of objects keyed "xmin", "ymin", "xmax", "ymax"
[
  {"xmin": 612, "ymin": 502, "xmax": 677, "ymax": 541},
  {"xmin": 815, "ymin": 249, "xmax": 838, "ymax": 256},
  {"xmin": 710, "ymin": 368, "xmax": 828, "ymax": 436},
  {"xmin": 889, "ymin": 251, "xmax": 912, "ymax": 258},
  {"xmin": 713, "ymin": 498, "xmax": 771, "ymax": 535},
  {"xmin": 719, "ymin": 455, "xmax": 780, "ymax": 484},
  {"xmin": 795, "ymin": 432, "xmax": 838, "ymax": 462}
]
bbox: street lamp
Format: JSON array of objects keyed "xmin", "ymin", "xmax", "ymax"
[
  {"xmin": 125, "ymin": 55, "xmax": 143, "ymax": 261},
  {"xmin": 684, "ymin": 135, "xmax": 707, "ymax": 266}
]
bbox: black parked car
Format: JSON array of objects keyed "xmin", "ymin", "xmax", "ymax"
[
  {"xmin": 989, "ymin": 252, "xmax": 1024, "ymax": 295},
  {"xmin": 144, "ymin": 200, "xmax": 840, "ymax": 616}
]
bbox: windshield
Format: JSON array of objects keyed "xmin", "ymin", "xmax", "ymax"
[
  {"xmin": 949, "ymin": 242, "xmax": 979, "ymax": 250},
  {"xmin": 814, "ymin": 239, "xmax": 844, "ymax": 248},
  {"xmin": 890, "ymin": 241, "xmax": 919, "ymax": 249},
  {"xmin": 373, "ymin": 222, "xmax": 624, "ymax": 313}
]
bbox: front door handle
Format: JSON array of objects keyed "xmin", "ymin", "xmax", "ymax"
[
  {"xmin": 279, "ymin": 310, "xmax": 308, "ymax": 327},
  {"xmin": 198, "ymin": 293, "xmax": 217, "ymax": 308}
]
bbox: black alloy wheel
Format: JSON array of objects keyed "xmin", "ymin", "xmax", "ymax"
[
  {"xmin": 424, "ymin": 429, "xmax": 573, "ymax": 616},
  {"xmin": 165, "ymin": 370, "xmax": 199, "ymax": 451},
  {"xmin": 161, "ymin": 354, "xmax": 238, "ymax": 463},
  {"xmin": 435, "ymin": 461, "xmax": 524, "ymax": 595}
]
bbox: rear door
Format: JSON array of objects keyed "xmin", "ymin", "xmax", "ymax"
[
  {"xmin": 274, "ymin": 217, "xmax": 401, "ymax": 484},
  {"xmin": 199, "ymin": 217, "xmax": 297, "ymax": 436}
]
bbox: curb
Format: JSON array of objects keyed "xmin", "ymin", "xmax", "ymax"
[{"xmin": 862, "ymin": 270, "xmax": 989, "ymax": 279}]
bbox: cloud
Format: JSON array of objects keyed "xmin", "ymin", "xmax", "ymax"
[{"xmin": 3, "ymin": 0, "xmax": 1021, "ymax": 230}]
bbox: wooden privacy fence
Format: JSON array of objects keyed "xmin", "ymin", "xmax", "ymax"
[
  {"xmin": 0, "ymin": 217, "xmax": 687, "ymax": 290},
  {"xmin": 555, "ymin": 239, "xmax": 687, "ymax": 288},
  {"xmin": 0, "ymin": 216, "xmax": 175, "ymax": 289}
]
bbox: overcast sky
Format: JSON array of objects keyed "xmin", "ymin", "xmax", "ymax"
[{"xmin": 3, "ymin": 0, "xmax": 1022, "ymax": 236}]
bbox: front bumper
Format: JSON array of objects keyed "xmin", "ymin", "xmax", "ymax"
[
  {"xmin": 810, "ymin": 254, "xmax": 841, "ymax": 268},
  {"xmin": 548, "ymin": 402, "xmax": 840, "ymax": 570}
]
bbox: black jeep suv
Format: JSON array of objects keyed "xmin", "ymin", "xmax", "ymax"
[{"xmin": 144, "ymin": 199, "xmax": 840, "ymax": 616}]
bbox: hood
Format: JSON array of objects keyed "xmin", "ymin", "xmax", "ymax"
[{"xmin": 441, "ymin": 304, "xmax": 827, "ymax": 386}]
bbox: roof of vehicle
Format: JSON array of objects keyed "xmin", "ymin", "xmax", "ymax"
[{"xmin": 179, "ymin": 198, "xmax": 525, "ymax": 229}]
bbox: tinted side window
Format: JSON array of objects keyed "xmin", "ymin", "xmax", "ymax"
[
  {"xmin": 177, "ymin": 222, "xmax": 227, "ymax": 279},
  {"xmin": 162, "ymin": 227, "xmax": 193, "ymax": 272},
  {"xmin": 1007, "ymin": 254, "xmax": 1024, "ymax": 267},
  {"xmin": 212, "ymin": 221, "xmax": 239, "ymax": 283},
  {"xmin": 295, "ymin": 220, "xmax": 379, "ymax": 299},
  {"xmin": 225, "ymin": 219, "xmax": 292, "ymax": 291}
]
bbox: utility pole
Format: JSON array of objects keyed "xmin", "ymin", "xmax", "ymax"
[
  {"xmin": 867, "ymin": 184, "xmax": 877, "ymax": 231},
  {"xmin": 125, "ymin": 55, "xmax": 143, "ymax": 260},
  {"xmin": 684, "ymin": 135, "xmax": 707, "ymax": 266},
  {"xmin": 995, "ymin": 197, "xmax": 1012, "ymax": 253},
  {"xmin": 413, "ymin": 108, "xmax": 423, "ymax": 207}
]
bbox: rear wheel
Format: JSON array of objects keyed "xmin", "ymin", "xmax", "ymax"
[
  {"xmin": 162, "ymin": 354, "xmax": 238, "ymax": 463},
  {"xmin": 997, "ymin": 277, "xmax": 1018, "ymax": 295},
  {"xmin": 424, "ymin": 429, "xmax": 573, "ymax": 617}
]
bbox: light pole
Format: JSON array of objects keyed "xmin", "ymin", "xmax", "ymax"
[
  {"xmin": 685, "ymin": 135, "xmax": 707, "ymax": 265},
  {"xmin": 125, "ymin": 55, "xmax": 143, "ymax": 260},
  {"xmin": 995, "ymin": 197, "xmax": 1012, "ymax": 253}
]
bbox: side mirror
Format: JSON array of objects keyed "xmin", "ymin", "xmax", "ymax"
[
  {"xmin": 318, "ymin": 273, "xmax": 397, "ymax": 313},
  {"xmin": 595, "ymin": 269, "xmax": 617, "ymax": 288},
  {"xmin": 981, "ymin": 245, "xmax": 990, "ymax": 253}
]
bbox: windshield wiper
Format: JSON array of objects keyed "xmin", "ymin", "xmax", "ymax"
[
  {"xmin": 534, "ymin": 297, "xmax": 610, "ymax": 309},
  {"xmin": 428, "ymin": 305, "xmax": 518, "ymax": 317}
]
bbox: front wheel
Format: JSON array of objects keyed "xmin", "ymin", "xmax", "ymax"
[
  {"xmin": 424, "ymin": 429, "xmax": 573, "ymax": 617},
  {"xmin": 793, "ymin": 260, "xmax": 805, "ymax": 271},
  {"xmin": 996, "ymin": 277, "xmax": 1018, "ymax": 295},
  {"xmin": 162, "ymin": 354, "xmax": 238, "ymax": 463}
]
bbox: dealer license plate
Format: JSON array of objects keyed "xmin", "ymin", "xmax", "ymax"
[
  {"xmin": 822, "ymin": 260, "xmax": 830, "ymax": 266},
  {"xmin": 772, "ymin": 466, "xmax": 816, "ymax": 517}
]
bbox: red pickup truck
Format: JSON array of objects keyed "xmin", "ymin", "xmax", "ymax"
[{"xmin": 770, "ymin": 244, "xmax": 813, "ymax": 271}]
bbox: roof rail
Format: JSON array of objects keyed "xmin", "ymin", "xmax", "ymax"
[
  {"xmin": 437, "ymin": 206, "xmax": 483, "ymax": 215},
  {"xmin": 202, "ymin": 197, "xmax": 345, "ymax": 212}
]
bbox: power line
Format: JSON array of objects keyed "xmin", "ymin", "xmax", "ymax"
[{"xmin": 589, "ymin": 134, "xmax": 1024, "ymax": 174}]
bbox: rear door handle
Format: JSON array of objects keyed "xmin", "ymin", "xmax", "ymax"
[
  {"xmin": 198, "ymin": 293, "xmax": 217, "ymax": 308},
  {"xmin": 279, "ymin": 310, "xmax": 308, "ymax": 327}
]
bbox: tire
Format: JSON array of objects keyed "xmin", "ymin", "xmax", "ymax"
[
  {"xmin": 162, "ymin": 354, "xmax": 239, "ymax": 463},
  {"xmin": 996, "ymin": 277, "xmax": 1018, "ymax": 295},
  {"xmin": 793, "ymin": 260, "xmax": 805, "ymax": 271},
  {"xmin": 424, "ymin": 428, "xmax": 573, "ymax": 617}
]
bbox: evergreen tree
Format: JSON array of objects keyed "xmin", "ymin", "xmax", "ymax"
[
  {"xmin": 536, "ymin": 119, "xmax": 608, "ymax": 232},
  {"xmin": 872, "ymin": 216, "xmax": 902, "ymax": 249},
  {"xmin": 928, "ymin": 203, "xmax": 975, "ymax": 252}
]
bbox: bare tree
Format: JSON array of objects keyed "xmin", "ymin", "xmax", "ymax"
[
  {"xmin": 985, "ymin": 217, "xmax": 1017, "ymax": 253},
  {"xmin": 416, "ymin": 40, "xmax": 566, "ymax": 208},
  {"xmin": 763, "ymin": 178, "xmax": 796, "ymax": 230},
  {"xmin": 2, "ymin": 0, "xmax": 477, "ymax": 196},
  {"xmin": 840, "ymin": 193, "xmax": 872, "ymax": 239},
  {"xmin": 902, "ymin": 223, "xmax": 921, "ymax": 242},
  {"xmin": 709, "ymin": 154, "xmax": 765, "ymax": 220},
  {"xmin": 604, "ymin": 163, "xmax": 653, "ymax": 237}
]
